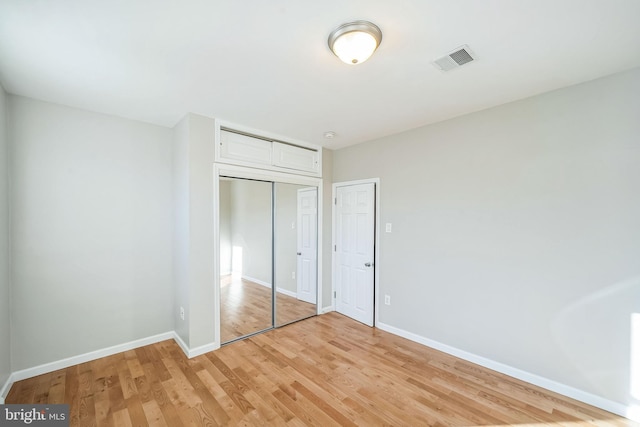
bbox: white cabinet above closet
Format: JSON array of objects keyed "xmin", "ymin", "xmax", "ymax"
[
  {"xmin": 215, "ymin": 122, "xmax": 321, "ymax": 177},
  {"xmin": 220, "ymin": 130, "xmax": 272, "ymax": 166},
  {"xmin": 272, "ymin": 142, "xmax": 319, "ymax": 173}
]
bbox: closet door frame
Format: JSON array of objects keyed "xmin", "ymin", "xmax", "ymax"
[{"xmin": 213, "ymin": 163, "xmax": 323, "ymax": 347}]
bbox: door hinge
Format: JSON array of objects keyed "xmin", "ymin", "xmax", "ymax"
[
  {"xmin": 334, "ymin": 291, "xmax": 336, "ymax": 298},
  {"xmin": 334, "ymin": 245, "xmax": 336, "ymax": 251},
  {"xmin": 334, "ymin": 197, "xmax": 337, "ymax": 205}
]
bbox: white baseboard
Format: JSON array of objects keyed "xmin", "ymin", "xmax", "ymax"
[
  {"xmin": 187, "ymin": 341, "xmax": 218, "ymax": 358},
  {"xmin": 376, "ymin": 321, "xmax": 635, "ymax": 422},
  {"xmin": 0, "ymin": 330, "xmax": 221, "ymax": 404},
  {"xmin": 172, "ymin": 332, "xmax": 218, "ymax": 358},
  {"xmin": 321, "ymin": 305, "xmax": 335, "ymax": 314},
  {"xmin": 241, "ymin": 276, "xmax": 297, "ymax": 299},
  {"xmin": 0, "ymin": 331, "xmax": 175, "ymax": 403},
  {"xmin": 0, "ymin": 374, "xmax": 11, "ymax": 404},
  {"xmin": 11, "ymin": 331, "xmax": 175, "ymax": 383},
  {"xmin": 276, "ymin": 287, "xmax": 297, "ymax": 298},
  {"xmin": 241, "ymin": 275, "xmax": 272, "ymax": 288},
  {"xmin": 173, "ymin": 332, "xmax": 191, "ymax": 357}
]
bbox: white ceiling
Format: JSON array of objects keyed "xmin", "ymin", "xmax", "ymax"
[{"xmin": 1, "ymin": 1, "xmax": 639, "ymax": 149}]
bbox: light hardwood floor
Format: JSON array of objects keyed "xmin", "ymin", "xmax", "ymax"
[
  {"xmin": 6, "ymin": 312, "xmax": 634, "ymax": 426},
  {"xmin": 220, "ymin": 275, "xmax": 316, "ymax": 343}
]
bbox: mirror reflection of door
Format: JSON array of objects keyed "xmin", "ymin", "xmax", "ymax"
[
  {"xmin": 219, "ymin": 177, "xmax": 273, "ymax": 343},
  {"xmin": 296, "ymin": 187, "xmax": 317, "ymax": 305},
  {"xmin": 274, "ymin": 184, "xmax": 317, "ymax": 327}
]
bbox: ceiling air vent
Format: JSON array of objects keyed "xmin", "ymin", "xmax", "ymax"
[{"xmin": 432, "ymin": 45, "xmax": 476, "ymax": 71}]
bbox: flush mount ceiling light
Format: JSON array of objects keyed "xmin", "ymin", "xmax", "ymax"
[{"xmin": 328, "ymin": 20, "xmax": 382, "ymax": 65}]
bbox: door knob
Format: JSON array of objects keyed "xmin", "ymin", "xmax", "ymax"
[
  {"xmin": 364, "ymin": 262, "xmax": 372, "ymax": 267},
  {"xmin": 297, "ymin": 252, "xmax": 302, "ymax": 255}
]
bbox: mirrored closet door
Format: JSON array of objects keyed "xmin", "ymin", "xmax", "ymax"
[
  {"xmin": 219, "ymin": 177, "xmax": 273, "ymax": 343},
  {"xmin": 219, "ymin": 177, "xmax": 318, "ymax": 344}
]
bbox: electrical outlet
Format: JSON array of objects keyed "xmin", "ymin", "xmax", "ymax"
[
  {"xmin": 292, "ymin": 271, "xmax": 295, "ymax": 279},
  {"xmin": 386, "ymin": 223, "xmax": 392, "ymax": 233},
  {"xmin": 180, "ymin": 306, "xmax": 185, "ymax": 320},
  {"xmin": 384, "ymin": 295, "xmax": 391, "ymax": 305}
]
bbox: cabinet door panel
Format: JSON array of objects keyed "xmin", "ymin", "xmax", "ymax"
[
  {"xmin": 272, "ymin": 142, "xmax": 319, "ymax": 173},
  {"xmin": 220, "ymin": 130, "xmax": 272, "ymax": 165}
]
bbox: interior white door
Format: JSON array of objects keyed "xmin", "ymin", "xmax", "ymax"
[
  {"xmin": 335, "ymin": 183, "xmax": 375, "ymax": 326},
  {"xmin": 296, "ymin": 188, "xmax": 317, "ymax": 304}
]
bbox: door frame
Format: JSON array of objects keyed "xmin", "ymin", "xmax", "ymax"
[
  {"xmin": 331, "ymin": 178, "xmax": 380, "ymax": 327},
  {"xmin": 214, "ymin": 163, "xmax": 323, "ymax": 347}
]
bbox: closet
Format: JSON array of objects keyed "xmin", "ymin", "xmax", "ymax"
[{"xmin": 214, "ymin": 124, "xmax": 322, "ymax": 344}]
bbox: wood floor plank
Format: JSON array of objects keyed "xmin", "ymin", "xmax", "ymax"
[
  {"xmin": 206, "ymin": 353, "xmax": 256, "ymax": 415},
  {"xmin": 93, "ymin": 388, "xmax": 111, "ymax": 427},
  {"xmin": 6, "ymin": 312, "xmax": 636, "ymax": 426},
  {"xmin": 32, "ymin": 374, "xmax": 53, "ymax": 404},
  {"xmin": 142, "ymin": 362, "xmax": 183, "ymax": 427},
  {"xmin": 141, "ymin": 400, "xmax": 168, "ymax": 427},
  {"xmin": 126, "ymin": 357, "xmax": 145, "ymax": 379},
  {"xmin": 195, "ymin": 366, "xmax": 246, "ymax": 424},
  {"xmin": 241, "ymin": 349, "xmax": 363, "ymax": 425},
  {"xmin": 290, "ymin": 380, "xmax": 358, "ymax": 427},
  {"xmin": 160, "ymin": 357, "xmax": 201, "ymax": 408},
  {"xmin": 133, "ymin": 374, "xmax": 152, "ymax": 403},
  {"xmin": 125, "ymin": 396, "xmax": 149, "ymax": 427},
  {"xmin": 65, "ymin": 366, "xmax": 81, "ymax": 427},
  {"xmin": 188, "ymin": 401, "xmax": 219, "ymax": 426},
  {"xmin": 48, "ymin": 374, "xmax": 67, "ymax": 405},
  {"xmin": 175, "ymin": 354, "xmax": 232, "ymax": 425},
  {"xmin": 79, "ymin": 395, "xmax": 97, "ymax": 427},
  {"xmin": 111, "ymin": 408, "xmax": 133, "ymax": 427},
  {"xmin": 271, "ymin": 386, "xmax": 326, "ymax": 426},
  {"xmin": 232, "ymin": 366, "xmax": 295, "ymax": 424}
]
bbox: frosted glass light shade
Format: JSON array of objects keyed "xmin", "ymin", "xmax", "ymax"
[{"xmin": 328, "ymin": 21, "xmax": 382, "ymax": 65}]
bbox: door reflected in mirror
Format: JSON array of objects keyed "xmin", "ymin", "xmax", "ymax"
[{"xmin": 274, "ymin": 183, "xmax": 317, "ymax": 327}]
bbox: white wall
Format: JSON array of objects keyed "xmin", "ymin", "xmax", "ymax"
[
  {"xmin": 218, "ymin": 180, "xmax": 231, "ymax": 276},
  {"xmin": 0, "ymin": 83, "xmax": 11, "ymax": 391},
  {"xmin": 9, "ymin": 96, "xmax": 174, "ymax": 370},
  {"xmin": 225, "ymin": 180, "xmax": 317, "ymax": 295},
  {"xmin": 333, "ymin": 68, "xmax": 640, "ymax": 408},
  {"xmin": 321, "ymin": 148, "xmax": 333, "ymax": 311},
  {"xmin": 172, "ymin": 113, "xmax": 216, "ymax": 350},
  {"xmin": 230, "ymin": 179, "xmax": 272, "ymax": 284},
  {"xmin": 172, "ymin": 115, "xmax": 190, "ymax": 345}
]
